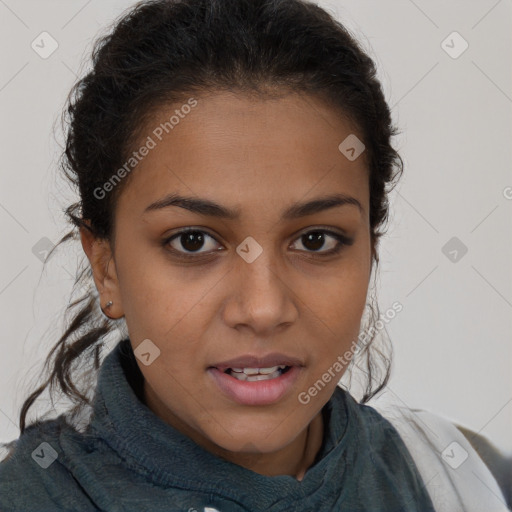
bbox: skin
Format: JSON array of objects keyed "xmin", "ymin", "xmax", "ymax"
[{"xmin": 80, "ymin": 90, "xmax": 373, "ymax": 480}]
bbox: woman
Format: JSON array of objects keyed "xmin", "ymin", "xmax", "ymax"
[{"xmin": 0, "ymin": 0, "xmax": 510, "ymax": 510}]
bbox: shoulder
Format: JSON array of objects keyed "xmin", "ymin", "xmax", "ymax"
[
  {"xmin": 366, "ymin": 393, "xmax": 512, "ymax": 511},
  {"xmin": 454, "ymin": 423, "xmax": 512, "ymax": 510},
  {"xmin": 0, "ymin": 417, "xmax": 100, "ymax": 511}
]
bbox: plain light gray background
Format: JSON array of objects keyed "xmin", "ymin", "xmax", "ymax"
[{"xmin": 1, "ymin": 0, "xmax": 511, "ymax": 453}]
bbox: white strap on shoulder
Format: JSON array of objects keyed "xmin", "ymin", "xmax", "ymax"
[{"xmin": 368, "ymin": 391, "xmax": 509, "ymax": 512}]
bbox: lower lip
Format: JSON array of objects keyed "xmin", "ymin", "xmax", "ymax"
[{"xmin": 207, "ymin": 366, "xmax": 302, "ymax": 406}]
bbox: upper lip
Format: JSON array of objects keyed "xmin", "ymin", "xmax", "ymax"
[{"xmin": 210, "ymin": 352, "xmax": 304, "ymax": 371}]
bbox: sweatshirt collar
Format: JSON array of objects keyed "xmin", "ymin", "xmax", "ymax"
[{"xmin": 89, "ymin": 338, "xmax": 351, "ymax": 508}]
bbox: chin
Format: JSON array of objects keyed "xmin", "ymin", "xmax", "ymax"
[{"xmin": 205, "ymin": 425, "xmax": 298, "ymax": 455}]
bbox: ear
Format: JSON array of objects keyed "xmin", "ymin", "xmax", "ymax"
[{"xmin": 79, "ymin": 221, "xmax": 124, "ymax": 319}]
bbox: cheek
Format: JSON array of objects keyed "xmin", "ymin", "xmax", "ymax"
[
  {"xmin": 116, "ymin": 248, "xmax": 215, "ymax": 345},
  {"xmin": 123, "ymin": 285, "xmax": 211, "ymax": 348},
  {"xmin": 298, "ymin": 259, "xmax": 369, "ymax": 361},
  {"xmin": 306, "ymin": 258, "xmax": 369, "ymax": 325}
]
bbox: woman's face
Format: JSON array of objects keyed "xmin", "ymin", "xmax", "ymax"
[{"xmin": 92, "ymin": 90, "xmax": 372, "ymax": 459}]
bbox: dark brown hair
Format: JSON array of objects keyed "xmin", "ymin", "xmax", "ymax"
[{"xmin": 15, "ymin": 0, "xmax": 402, "ymax": 437}]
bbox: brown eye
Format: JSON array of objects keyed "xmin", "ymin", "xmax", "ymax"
[
  {"xmin": 180, "ymin": 231, "xmax": 205, "ymax": 252},
  {"xmin": 301, "ymin": 231, "xmax": 327, "ymax": 251},
  {"xmin": 164, "ymin": 229, "xmax": 222, "ymax": 256},
  {"xmin": 290, "ymin": 229, "xmax": 352, "ymax": 255}
]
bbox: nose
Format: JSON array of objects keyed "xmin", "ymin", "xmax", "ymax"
[{"xmin": 222, "ymin": 244, "xmax": 299, "ymax": 336}]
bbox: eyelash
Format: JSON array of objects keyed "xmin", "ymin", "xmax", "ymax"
[{"xmin": 162, "ymin": 227, "xmax": 353, "ymax": 261}]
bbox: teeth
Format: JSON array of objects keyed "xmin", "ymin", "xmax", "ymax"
[
  {"xmin": 223, "ymin": 365, "xmax": 290, "ymax": 382},
  {"xmin": 246, "ymin": 370, "xmax": 281, "ymax": 381},
  {"xmin": 229, "ymin": 365, "xmax": 288, "ymax": 375},
  {"xmin": 230, "ymin": 371, "xmax": 248, "ymax": 381},
  {"xmin": 243, "ymin": 368, "xmax": 260, "ymax": 375},
  {"xmin": 245, "ymin": 366, "xmax": 279, "ymax": 375},
  {"xmin": 230, "ymin": 369, "xmax": 282, "ymax": 381}
]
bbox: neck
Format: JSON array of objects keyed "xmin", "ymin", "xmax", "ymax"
[
  {"xmin": 218, "ymin": 411, "xmax": 324, "ymax": 480},
  {"xmin": 143, "ymin": 381, "xmax": 324, "ymax": 480}
]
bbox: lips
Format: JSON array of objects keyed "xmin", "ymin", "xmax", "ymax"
[
  {"xmin": 207, "ymin": 365, "xmax": 303, "ymax": 405},
  {"xmin": 207, "ymin": 352, "xmax": 305, "ymax": 405},
  {"xmin": 209, "ymin": 352, "xmax": 304, "ymax": 372}
]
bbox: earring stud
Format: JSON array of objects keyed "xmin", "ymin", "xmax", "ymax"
[{"xmin": 105, "ymin": 300, "xmax": 113, "ymax": 308}]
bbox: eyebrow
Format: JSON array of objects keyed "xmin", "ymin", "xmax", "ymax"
[{"xmin": 143, "ymin": 192, "xmax": 364, "ymax": 219}]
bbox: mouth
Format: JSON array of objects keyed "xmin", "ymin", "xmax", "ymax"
[
  {"xmin": 207, "ymin": 364, "xmax": 302, "ymax": 406},
  {"xmin": 221, "ymin": 365, "xmax": 293, "ymax": 381}
]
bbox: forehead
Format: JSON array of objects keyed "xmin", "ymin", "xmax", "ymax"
[{"xmin": 117, "ymin": 91, "xmax": 369, "ymax": 221}]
